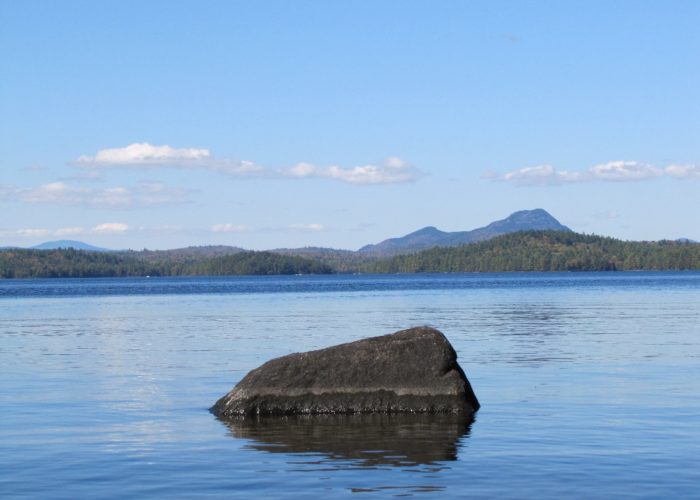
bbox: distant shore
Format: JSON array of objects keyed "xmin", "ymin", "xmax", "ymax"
[{"xmin": 1, "ymin": 231, "xmax": 699, "ymax": 279}]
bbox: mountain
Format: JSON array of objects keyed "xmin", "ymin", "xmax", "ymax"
[
  {"xmin": 32, "ymin": 240, "xmax": 110, "ymax": 252},
  {"xmin": 358, "ymin": 209, "xmax": 571, "ymax": 256},
  {"xmin": 369, "ymin": 231, "xmax": 700, "ymax": 273},
  {"xmin": 272, "ymin": 246, "xmax": 357, "ymax": 257},
  {"xmin": 120, "ymin": 245, "xmax": 246, "ymax": 262},
  {"xmin": 6, "ymin": 229, "xmax": 699, "ymax": 278},
  {"xmin": 270, "ymin": 246, "xmax": 377, "ymax": 273}
]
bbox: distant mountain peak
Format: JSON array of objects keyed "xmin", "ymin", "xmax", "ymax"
[
  {"xmin": 506, "ymin": 208, "xmax": 550, "ymax": 220},
  {"xmin": 482, "ymin": 208, "xmax": 569, "ymax": 233},
  {"xmin": 32, "ymin": 240, "xmax": 110, "ymax": 252},
  {"xmin": 412, "ymin": 226, "xmax": 441, "ymax": 234},
  {"xmin": 358, "ymin": 209, "xmax": 570, "ymax": 256}
]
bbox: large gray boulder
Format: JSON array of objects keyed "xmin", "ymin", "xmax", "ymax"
[{"xmin": 211, "ymin": 326, "xmax": 479, "ymax": 417}]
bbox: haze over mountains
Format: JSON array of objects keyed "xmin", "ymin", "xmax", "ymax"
[{"xmin": 27, "ymin": 209, "xmax": 571, "ymax": 256}]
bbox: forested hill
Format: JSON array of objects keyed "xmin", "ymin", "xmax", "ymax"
[
  {"xmin": 0, "ymin": 249, "xmax": 332, "ymax": 278},
  {"xmin": 369, "ymin": 231, "xmax": 700, "ymax": 273},
  {"xmin": 1, "ymin": 231, "xmax": 699, "ymax": 278}
]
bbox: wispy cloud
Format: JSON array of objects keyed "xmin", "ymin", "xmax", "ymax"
[
  {"xmin": 210, "ymin": 223, "xmax": 251, "ymax": 233},
  {"xmin": 92, "ymin": 222, "xmax": 129, "ymax": 234},
  {"xmin": 289, "ymin": 223, "xmax": 325, "ymax": 232},
  {"xmin": 208, "ymin": 223, "xmax": 327, "ymax": 234},
  {"xmin": 0, "ymin": 181, "xmax": 190, "ymax": 208},
  {"xmin": 16, "ymin": 228, "xmax": 52, "ymax": 238},
  {"xmin": 502, "ymin": 164, "xmax": 584, "ymax": 185},
  {"xmin": 74, "ymin": 143, "xmax": 421, "ymax": 185},
  {"xmin": 588, "ymin": 161, "xmax": 663, "ymax": 181},
  {"xmin": 664, "ymin": 164, "xmax": 700, "ymax": 179},
  {"xmin": 9, "ymin": 223, "xmax": 129, "ymax": 239},
  {"xmin": 498, "ymin": 160, "xmax": 699, "ymax": 186},
  {"xmin": 284, "ymin": 157, "xmax": 422, "ymax": 185},
  {"xmin": 10, "ymin": 227, "xmax": 84, "ymax": 239}
]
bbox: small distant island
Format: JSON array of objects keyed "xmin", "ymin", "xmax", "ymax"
[{"xmin": 1, "ymin": 210, "xmax": 698, "ymax": 278}]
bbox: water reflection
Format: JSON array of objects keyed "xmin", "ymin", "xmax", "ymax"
[{"xmin": 219, "ymin": 413, "xmax": 473, "ymax": 467}]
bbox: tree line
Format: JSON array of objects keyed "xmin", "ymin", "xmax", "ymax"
[
  {"xmin": 0, "ymin": 248, "xmax": 332, "ymax": 278},
  {"xmin": 367, "ymin": 231, "xmax": 700, "ymax": 273},
  {"xmin": 1, "ymin": 231, "xmax": 699, "ymax": 278}
]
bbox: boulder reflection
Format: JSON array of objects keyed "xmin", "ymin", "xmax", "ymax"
[{"xmin": 219, "ymin": 413, "xmax": 473, "ymax": 466}]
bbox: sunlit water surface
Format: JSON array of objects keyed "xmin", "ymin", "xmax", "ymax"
[{"xmin": 1, "ymin": 273, "xmax": 699, "ymax": 498}]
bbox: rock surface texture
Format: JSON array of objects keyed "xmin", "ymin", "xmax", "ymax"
[{"xmin": 211, "ymin": 326, "xmax": 480, "ymax": 417}]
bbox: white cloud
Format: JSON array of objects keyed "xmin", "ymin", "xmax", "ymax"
[
  {"xmin": 214, "ymin": 159, "xmax": 265, "ymax": 176},
  {"xmin": 283, "ymin": 157, "xmax": 421, "ymax": 185},
  {"xmin": 664, "ymin": 164, "xmax": 700, "ymax": 179},
  {"xmin": 0, "ymin": 181, "xmax": 189, "ymax": 208},
  {"xmin": 502, "ymin": 164, "xmax": 584, "ymax": 185},
  {"xmin": 75, "ymin": 143, "xmax": 420, "ymax": 185},
  {"xmin": 499, "ymin": 160, "xmax": 698, "ymax": 186},
  {"xmin": 75, "ymin": 142, "xmax": 264, "ymax": 177},
  {"xmin": 210, "ymin": 223, "xmax": 251, "ymax": 233},
  {"xmin": 290, "ymin": 223, "xmax": 325, "ymax": 231},
  {"xmin": 92, "ymin": 223, "xmax": 129, "ymax": 234},
  {"xmin": 588, "ymin": 161, "xmax": 662, "ymax": 181},
  {"xmin": 324, "ymin": 157, "xmax": 420, "ymax": 184},
  {"xmin": 77, "ymin": 142, "xmax": 211, "ymax": 166},
  {"xmin": 287, "ymin": 162, "xmax": 317, "ymax": 178}
]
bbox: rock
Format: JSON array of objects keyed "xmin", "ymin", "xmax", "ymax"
[{"xmin": 211, "ymin": 326, "xmax": 480, "ymax": 417}]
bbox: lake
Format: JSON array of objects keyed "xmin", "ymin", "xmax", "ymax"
[{"xmin": 1, "ymin": 272, "xmax": 699, "ymax": 498}]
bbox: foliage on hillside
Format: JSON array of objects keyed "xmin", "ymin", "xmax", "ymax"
[
  {"xmin": 2, "ymin": 231, "xmax": 699, "ymax": 278},
  {"xmin": 368, "ymin": 231, "xmax": 700, "ymax": 273},
  {"xmin": 189, "ymin": 252, "xmax": 333, "ymax": 275},
  {"xmin": 0, "ymin": 249, "xmax": 149, "ymax": 278},
  {"xmin": 117, "ymin": 245, "xmax": 246, "ymax": 264},
  {"xmin": 0, "ymin": 249, "xmax": 332, "ymax": 278},
  {"xmin": 271, "ymin": 247, "xmax": 378, "ymax": 272}
]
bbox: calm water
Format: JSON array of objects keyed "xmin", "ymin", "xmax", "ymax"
[{"xmin": 1, "ymin": 273, "xmax": 699, "ymax": 498}]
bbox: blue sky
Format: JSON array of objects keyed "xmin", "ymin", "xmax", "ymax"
[{"xmin": 1, "ymin": 1, "xmax": 698, "ymax": 250}]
